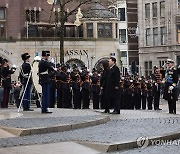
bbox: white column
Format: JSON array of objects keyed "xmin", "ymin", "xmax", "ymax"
[{"xmin": 93, "ymin": 22, "xmax": 98, "ymax": 38}]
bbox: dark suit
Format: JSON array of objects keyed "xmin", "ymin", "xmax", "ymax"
[
  {"xmin": 105, "ymin": 65, "xmax": 120, "ymax": 113},
  {"xmin": 164, "ymin": 67, "xmax": 178, "ymax": 114}
]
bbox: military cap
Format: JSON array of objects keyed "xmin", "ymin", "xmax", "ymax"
[
  {"xmin": 21, "ymin": 53, "xmax": 30, "ymax": 61},
  {"xmin": 166, "ymin": 59, "xmax": 174, "ymax": 64}
]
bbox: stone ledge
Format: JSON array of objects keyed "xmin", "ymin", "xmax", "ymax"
[
  {"xmin": 0, "ymin": 116, "xmax": 110, "ymax": 136},
  {"xmin": 78, "ymin": 131, "xmax": 180, "ymax": 153}
]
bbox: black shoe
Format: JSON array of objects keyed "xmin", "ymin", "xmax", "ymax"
[
  {"xmin": 110, "ymin": 111, "xmax": 120, "ymax": 114},
  {"xmin": 103, "ymin": 109, "xmax": 110, "ymax": 113},
  {"xmin": 23, "ymin": 109, "xmax": 34, "ymax": 111},
  {"xmin": 42, "ymin": 111, "xmax": 52, "ymax": 114}
]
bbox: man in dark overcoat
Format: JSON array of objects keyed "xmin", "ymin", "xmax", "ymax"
[{"xmin": 105, "ymin": 57, "xmax": 120, "ymax": 114}]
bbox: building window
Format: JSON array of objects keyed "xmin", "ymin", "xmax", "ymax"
[
  {"xmin": 55, "ymin": 11, "xmax": 60, "ymax": 23},
  {"xmin": 178, "ymin": 0, "xmax": 180, "ymax": 8},
  {"xmin": 26, "ymin": 9, "xmax": 40, "ymax": 23},
  {"xmin": 119, "ymin": 29, "xmax": 126, "ymax": 43},
  {"xmin": 0, "ymin": 8, "xmax": 5, "ymax": 20},
  {"xmin": 118, "ymin": 8, "xmax": 126, "ymax": 21},
  {"xmin": 153, "ymin": 28, "xmax": 158, "ymax": 46},
  {"xmin": 87, "ymin": 23, "xmax": 93, "ymax": 37},
  {"xmin": 0, "ymin": 8, "xmax": 6, "ymax": 38},
  {"xmin": 145, "ymin": 3, "xmax": 150, "ymax": 18},
  {"xmin": 97, "ymin": 23, "xmax": 112, "ymax": 38},
  {"xmin": 160, "ymin": 27, "xmax": 166, "ymax": 45},
  {"xmin": 0, "ymin": 23, "xmax": 5, "ymax": 38},
  {"xmin": 145, "ymin": 61, "xmax": 152, "ymax": 78},
  {"xmin": 152, "ymin": 2, "xmax": 157, "ymax": 17},
  {"xmin": 146, "ymin": 28, "xmax": 151, "ymax": 46},
  {"xmin": 160, "ymin": 1, "xmax": 165, "ymax": 17},
  {"xmin": 177, "ymin": 26, "xmax": 180, "ymax": 44},
  {"xmin": 159, "ymin": 60, "xmax": 167, "ymax": 67}
]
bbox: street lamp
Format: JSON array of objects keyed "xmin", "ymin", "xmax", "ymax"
[
  {"xmin": 47, "ymin": 0, "xmax": 54, "ymax": 5},
  {"xmin": 74, "ymin": 8, "xmax": 83, "ymax": 26}
]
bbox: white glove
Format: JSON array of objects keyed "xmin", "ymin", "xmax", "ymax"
[
  {"xmin": 169, "ymin": 86, "xmax": 174, "ymax": 91},
  {"xmin": 54, "ymin": 68, "xmax": 57, "ymax": 71}
]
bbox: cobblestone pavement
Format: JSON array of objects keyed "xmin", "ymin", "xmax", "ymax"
[
  {"xmin": 0, "ymin": 100, "xmax": 179, "ymax": 149},
  {"xmin": 0, "ymin": 99, "xmax": 179, "ymax": 154},
  {"xmin": 109, "ymin": 140, "xmax": 180, "ymax": 154}
]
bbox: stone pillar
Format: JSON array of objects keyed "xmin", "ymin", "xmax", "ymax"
[
  {"xmin": 83, "ymin": 22, "xmax": 87, "ymax": 38},
  {"xmin": 93, "ymin": 22, "xmax": 98, "ymax": 38},
  {"xmin": 112, "ymin": 22, "xmax": 116, "ymax": 39}
]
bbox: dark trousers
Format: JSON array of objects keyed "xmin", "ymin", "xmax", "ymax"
[
  {"xmin": 49, "ymin": 85, "xmax": 56, "ymax": 108},
  {"xmin": 62, "ymin": 89, "xmax": 72, "ymax": 108},
  {"xmin": 147, "ymin": 96, "xmax": 153, "ymax": 110},
  {"xmin": 22, "ymin": 82, "xmax": 32, "ymax": 110},
  {"xmin": 154, "ymin": 90, "xmax": 160, "ymax": 110},
  {"xmin": 41, "ymin": 83, "xmax": 50, "ymax": 112},
  {"xmin": 134, "ymin": 94, "xmax": 141, "ymax": 109},
  {"xmin": 73, "ymin": 89, "xmax": 81, "ymax": 109},
  {"xmin": 1, "ymin": 87, "xmax": 10, "ymax": 108},
  {"xmin": 82, "ymin": 89, "xmax": 90, "ymax": 109},
  {"xmin": 92, "ymin": 92, "xmax": 99, "ymax": 109},
  {"xmin": 126, "ymin": 94, "xmax": 133, "ymax": 109},
  {"xmin": 168, "ymin": 100, "xmax": 176, "ymax": 114},
  {"xmin": 141, "ymin": 96, "xmax": 147, "ymax": 110},
  {"xmin": 57, "ymin": 88, "xmax": 63, "ymax": 108}
]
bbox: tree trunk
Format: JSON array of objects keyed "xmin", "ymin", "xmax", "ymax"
[{"xmin": 60, "ymin": 23, "xmax": 65, "ymax": 63}]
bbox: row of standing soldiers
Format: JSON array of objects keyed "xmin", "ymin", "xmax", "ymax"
[
  {"xmin": 49, "ymin": 64, "xmax": 101, "ymax": 109},
  {"xmin": 48, "ymin": 64, "xmax": 165, "ymax": 111}
]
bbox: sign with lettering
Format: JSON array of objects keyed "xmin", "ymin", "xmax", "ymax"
[
  {"xmin": 0, "ymin": 48, "xmax": 12, "ymax": 55},
  {"xmin": 65, "ymin": 49, "xmax": 88, "ymax": 56}
]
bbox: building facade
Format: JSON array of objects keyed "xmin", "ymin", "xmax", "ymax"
[
  {"xmin": 109, "ymin": 0, "xmax": 138, "ymax": 75},
  {"xmin": 138, "ymin": 0, "xmax": 180, "ymax": 78},
  {"xmin": 0, "ymin": 0, "xmax": 119, "ymax": 80}
]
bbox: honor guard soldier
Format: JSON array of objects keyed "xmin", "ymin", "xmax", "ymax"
[
  {"xmin": 147, "ymin": 77, "xmax": 154, "ymax": 110},
  {"xmin": 0, "ymin": 57, "xmax": 3, "ymax": 86},
  {"xmin": 49, "ymin": 61, "xmax": 56, "ymax": 108},
  {"xmin": 82, "ymin": 72, "xmax": 91, "ymax": 109},
  {"xmin": 19, "ymin": 53, "xmax": 34, "ymax": 111},
  {"xmin": 1, "ymin": 59, "xmax": 16, "ymax": 108},
  {"xmin": 61, "ymin": 64, "xmax": 72, "ymax": 108},
  {"xmin": 56, "ymin": 63, "xmax": 63, "ymax": 108},
  {"xmin": 134, "ymin": 80, "xmax": 141, "ymax": 109},
  {"xmin": 141, "ymin": 80, "xmax": 147, "ymax": 110},
  {"xmin": 152, "ymin": 66, "xmax": 162, "ymax": 110},
  {"xmin": 164, "ymin": 59, "xmax": 178, "ymax": 114},
  {"xmin": 71, "ymin": 65, "xmax": 82, "ymax": 109},
  {"xmin": 38, "ymin": 51, "xmax": 54, "ymax": 113},
  {"xmin": 91, "ymin": 69, "xmax": 100, "ymax": 109}
]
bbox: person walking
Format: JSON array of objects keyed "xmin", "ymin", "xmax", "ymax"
[{"xmin": 105, "ymin": 57, "xmax": 120, "ymax": 114}]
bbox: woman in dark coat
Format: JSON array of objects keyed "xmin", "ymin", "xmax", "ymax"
[{"xmin": 100, "ymin": 60, "xmax": 110, "ymax": 110}]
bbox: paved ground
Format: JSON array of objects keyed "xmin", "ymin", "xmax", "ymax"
[
  {"xmin": 0, "ymin": 99, "xmax": 179, "ymax": 153},
  {"xmin": 110, "ymin": 140, "xmax": 180, "ymax": 154}
]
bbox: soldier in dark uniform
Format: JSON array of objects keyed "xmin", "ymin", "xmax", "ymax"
[
  {"xmin": 164, "ymin": 59, "xmax": 178, "ymax": 114},
  {"xmin": 152, "ymin": 66, "xmax": 162, "ymax": 110},
  {"xmin": 91, "ymin": 69, "xmax": 100, "ymax": 109},
  {"xmin": 141, "ymin": 81, "xmax": 147, "ymax": 110},
  {"xmin": 19, "ymin": 53, "xmax": 33, "ymax": 111},
  {"xmin": 61, "ymin": 64, "xmax": 72, "ymax": 108},
  {"xmin": 56, "ymin": 63, "xmax": 63, "ymax": 108},
  {"xmin": 38, "ymin": 51, "xmax": 54, "ymax": 113},
  {"xmin": 0, "ymin": 57, "xmax": 3, "ymax": 86},
  {"xmin": 49, "ymin": 62, "xmax": 56, "ymax": 108},
  {"xmin": 82, "ymin": 72, "xmax": 91, "ymax": 109},
  {"xmin": 71, "ymin": 65, "xmax": 82, "ymax": 109},
  {"xmin": 1, "ymin": 59, "xmax": 16, "ymax": 108},
  {"xmin": 147, "ymin": 77, "xmax": 154, "ymax": 110},
  {"xmin": 134, "ymin": 80, "xmax": 141, "ymax": 109}
]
